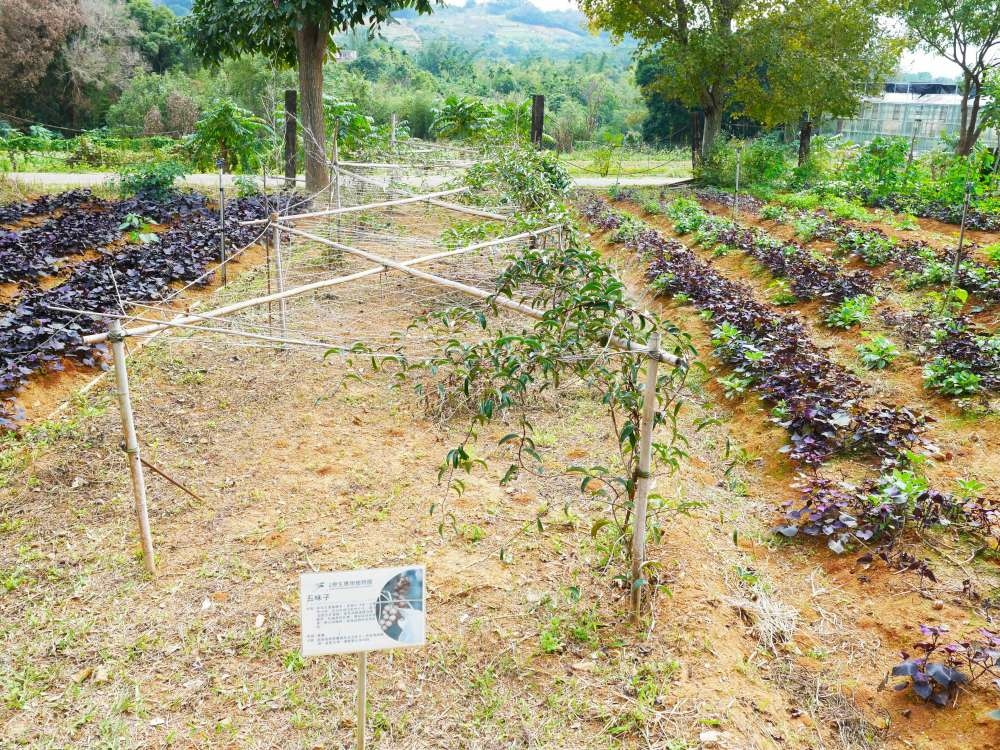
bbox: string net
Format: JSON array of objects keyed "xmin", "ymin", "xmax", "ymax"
[{"xmin": 116, "ymin": 168, "xmax": 558, "ymax": 373}]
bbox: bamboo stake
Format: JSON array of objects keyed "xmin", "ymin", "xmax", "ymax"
[
  {"xmin": 81, "ymin": 227, "xmax": 561, "ymax": 344},
  {"xmin": 238, "ymin": 187, "xmax": 470, "ymax": 226},
  {"xmin": 218, "ymin": 166, "xmax": 227, "ymax": 286},
  {"xmin": 272, "ymin": 213, "xmax": 288, "ymax": 339},
  {"xmin": 630, "ymin": 332, "xmax": 660, "ymax": 622},
  {"xmin": 110, "ymin": 319, "xmax": 156, "ymax": 575},
  {"xmin": 945, "ymin": 182, "xmax": 973, "ymax": 310},
  {"xmin": 277, "ymin": 225, "xmax": 683, "ymax": 365}
]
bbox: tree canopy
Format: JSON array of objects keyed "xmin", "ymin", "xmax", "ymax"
[
  {"xmin": 580, "ymin": 0, "xmax": 897, "ymax": 154},
  {"xmin": 186, "ymin": 0, "xmax": 437, "ymax": 189},
  {"xmin": 184, "ymin": 0, "xmax": 436, "ymax": 66},
  {"xmin": 897, "ymin": 0, "xmax": 1000, "ymax": 154}
]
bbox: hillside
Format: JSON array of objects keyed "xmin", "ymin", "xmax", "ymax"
[{"xmin": 156, "ymin": 0, "xmax": 632, "ymax": 61}]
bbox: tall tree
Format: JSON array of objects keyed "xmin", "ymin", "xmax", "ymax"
[
  {"xmin": 579, "ymin": 0, "xmax": 749, "ymax": 155},
  {"xmin": 186, "ymin": 0, "xmax": 436, "ymax": 190},
  {"xmin": 579, "ymin": 0, "xmax": 893, "ymax": 156},
  {"xmin": 734, "ymin": 0, "xmax": 899, "ymax": 162},
  {"xmin": 63, "ymin": 0, "xmax": 148, "ymax": 127},
  {"xmin": 0, "ymin": 0, "xmax": 83, "ymax": 114},
  {"xmin": 898, "ymin": 0, "xmax": 1000, "ymax": 155}
]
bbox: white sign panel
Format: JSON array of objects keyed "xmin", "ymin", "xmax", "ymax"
[{"xmin": 300, "ymin": 565, "xmax": 426, "ymax": 656}]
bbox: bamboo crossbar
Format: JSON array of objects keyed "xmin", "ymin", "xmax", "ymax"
[
  {"xmin": 336, "ymin": 166, "xmax": 508, "ymax": 221},
  {"xmin": 239, "ymin": 187, "xmax": 470, "ymax": 225},
  {"xmin": 277, "ymin": 225, "xmax": 683, "ymax": 367},
  {"xmin": 80, "ymin": 226, "xmax": 561, "ymax": 345},
  {"xmin": 338, "ymin": 160, "xmax": 475, "ymax": 170}
]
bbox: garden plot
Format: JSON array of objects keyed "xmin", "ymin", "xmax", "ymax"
[
  {"xmin": 0, "ymin": 178, "xmax": 950, "ymax": 750},
  {"xmin": 4, "ymin": 158, "xmax": 1000, "ymax": 749},
  {"xmin": 583, "ymin": 192, "xmax": 1000, "ymax": 745}
]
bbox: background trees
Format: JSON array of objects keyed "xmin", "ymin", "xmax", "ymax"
[
  {"xmin": 0, "ymin": 1, "xmax": 83, "ymax": 115},
  {"xmin": 186, "ymin": 0, "xmax": 437, "ymax": 190},
  {"xmin": 897, "ymin": 0, "xmax": 1000, "ymax": 155},
  {"xmin": 579, "ymin": 0, "xmax": 897, "ymax": 156},
  {"xmin": 579, "ymin": 0, "xmax": 747, "ymax": 155},
  {"xmin": 734, "ymin": 0, "xmax": 900, "ymax": 163}
]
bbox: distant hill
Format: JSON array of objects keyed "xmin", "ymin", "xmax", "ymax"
[{"xmin": 156, "ymin": 0, "xmax": 631, "ymax": 61}]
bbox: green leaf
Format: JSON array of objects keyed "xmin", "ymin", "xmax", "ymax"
[{"xmin": 590, "ymin": 518, "xmax": 612, "ymax": 537}]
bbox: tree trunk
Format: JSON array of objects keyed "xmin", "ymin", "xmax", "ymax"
[
  {"xmin": 956, "ymin": 72, "xmax": 975, "ymax": 156},
  {"xmin": 295, "ymin": 18, "xmax": 330, "ymax": 192},
  {"xmin": 798, "ymin": 115, "xmax": 812, "ymax": 167},
  {"xmin": 702, "ymin": 105, "xmax": 723, "ymax": 156},
  {"xmin": 690, "ymin": 110, "xmax": 703, "ymax": 168}
]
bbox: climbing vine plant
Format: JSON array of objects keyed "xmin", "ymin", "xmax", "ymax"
[{"xmin": 362, "ymin": 147, "xmax": 698, "ymax": 606}]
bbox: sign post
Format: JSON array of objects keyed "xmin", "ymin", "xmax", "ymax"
[
  {"xmin": 300, "ymin": 566, "xmax": 426, "ymax": 750},
  {"xmin": 357, "ymin": 651, "xmax": 367, "ymax": 750}
]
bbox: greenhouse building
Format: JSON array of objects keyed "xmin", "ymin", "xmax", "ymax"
[{"xmin": 823, "ymin": 82, "xmax": 997, "ymax": 152}]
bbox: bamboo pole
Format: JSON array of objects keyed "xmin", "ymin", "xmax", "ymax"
[
  {"xmin": 272, "ymin": 213, "xmax": 288, "ymax": 339},
  {"xmin": 218, "ymin": 166, "xmax": 228, "ymax": 286},
  {"xmin": 59, "ymin": 306, "xmax": 411, "ymax": 354},
  {"xmin": 81, "ymin": 227, "xmax": 561, "ymax": 344},
  {"xmin": 110, "ymin": 319, "xmax": 156, "ymax": 575},
  {"xmin": 945, "ymin": 182, "xmax": 973, "ymax": 310},
  {"xmin": 630, "ymin": 332, "xmax": 660, "ymax": 622},
  {"xmin": 336, "ymin": 166, "xmax": 507, "ymax": 221},
  {"xmin": 277, "ymin": 225, "xmax": 683, "ymax": 366},
  {"xmin": 238, "ymin": 187, "xmax": 470, "ymax": 226}
]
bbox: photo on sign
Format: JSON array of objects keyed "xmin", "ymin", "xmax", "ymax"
[{"xmin": 375, "ymin": 568, "xmax": 424, "ymax": 644}]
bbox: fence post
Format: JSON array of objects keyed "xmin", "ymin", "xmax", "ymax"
[
  {"xmin": 630, "ymin": 332, "xmax": 660, "ymax": 623},
  {"xmin": 530, "ymin": 94, "xmax": 545, "ymax": 148},
  {"xmin": 265, "ymin": 217, "xmax": 273, "ymax": 331},
  {"xmin": 284, "ymin": 89, "xmax": 297, "ymax": 188},
  {"xmin": 110, "ymin": 319, "xmax": 156, "ymax": 575},
  {"xmin": 733, "ymin": 146, "xmax": 742, "ymax": 218},
  {"xmin": 331, "ymin": 120, "xmax": 341, "ymax": 211},
  {"xmin": 271, "ymin": 213, "xmax": 288, "ymax": 340},
  {"xmin": 217, "ymin": 162, "xmax": 227, "ymax": 286},
  {"xmin": 357, "ymin": 651, "xmax": 368, "ymax": 750},
  {"xmin": 390, "ymin": 112, "xmax": 397, "ymax": 148}
]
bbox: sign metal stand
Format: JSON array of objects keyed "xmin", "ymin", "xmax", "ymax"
[{"xmin": 357, "ymin": 651, "xmax": 367, "ymax": 750}]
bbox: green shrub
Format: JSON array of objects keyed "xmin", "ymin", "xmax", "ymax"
[
  {"xmin": 856, "ymin": 334, "xmax": 899, "ymax": 370},
  {"xmin": 664, "ymin": 197, "xmax": 706, "ymax": 234},
  {"xmin": 760, "ymin": 204, "xmax": 788, "ymax": 222},
  {"xmin": 792, "ymin": 215, "xmax": 823, "ymax": 241},
  {"xmin": 186, "ymin": 99, "xmax": 271, "ymax": 173},
  {"xmin": 824, "ymin": 295, "xmax": 876, "ymax": 329},
  {"xmin": 983, "ymin": 242, "xmax": 1000, "ymax": 265},
  {"xmin": 117, "ymin": 161, "xmax": 188, "ymax": 200},
  {"xmin": 768, "ymin": 278, "xmax": 798, "ymax": 305},
  {"xmin": 922, "ymin": 357, "xmax": 982, "ymax": 397},
  {"xmin": 842, "ymin": 136, "xmax": 910, "ymax": 200},
  {"xmin": 717, "ymin": 374, "xmax": 753, "ymax": 399},
  {"xmin": 699, "ymin": 135, "xmax": 792, "ymax": 189}
]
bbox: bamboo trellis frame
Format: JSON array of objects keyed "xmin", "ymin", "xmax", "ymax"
[{"xmin": 74, "ymin": 175, "xmax": 682, "ymax": 619}]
